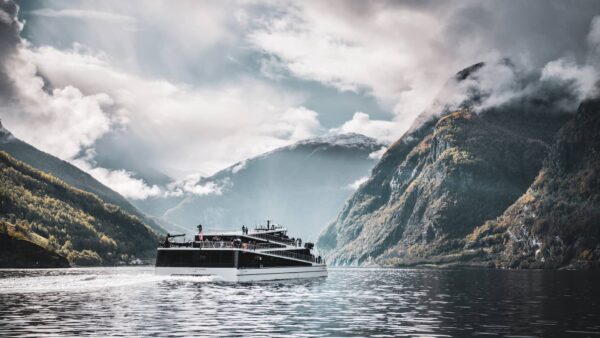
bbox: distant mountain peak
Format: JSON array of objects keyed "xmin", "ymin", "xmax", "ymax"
[
  {"xmin": 235, "ymin": 133, "xmax": 383, "ymax": 166},
  {"xmin": 297, "ymin": 132, "xmax": 381, "ymax": 147},
  {"xmin": 156, "ymin": 131, "xmax": 383, "ymax": 239}
]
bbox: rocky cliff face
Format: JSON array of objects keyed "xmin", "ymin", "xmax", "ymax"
[
  {"xmin": 318, "ymin": 63, "xmax": 573, "ymax": 266},
  {"xmin": 319, "ymin": 109, "xmax": 569, "ymax": 265},
  {"xmin": 466, "ymin": 99, "xmax": 600, "ymax": 269}
]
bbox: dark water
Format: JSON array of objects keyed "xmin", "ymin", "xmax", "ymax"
[{"xmin": 0, "ymin": 267, "xmax": 599, "ymax": 337}]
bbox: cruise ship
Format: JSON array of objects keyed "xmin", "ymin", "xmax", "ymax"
[{"xmin": 155, "ymin": 221, "xmax": 327, "ymax": 282}]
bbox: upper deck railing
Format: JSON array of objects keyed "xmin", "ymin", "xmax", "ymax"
[
  {"xmin": 164, "ymin": 241, "xmax": 284, "ymax": 250},
  {"xmin": 247, "ymin": 232, "xmax": 297, "ymax": 246},
  {"xmin": 199, "ymin": 227, "xmax": 297, "ymax": 247}
]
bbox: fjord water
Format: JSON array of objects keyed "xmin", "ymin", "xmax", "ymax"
[{"xmin": 0, "ymin": 268, "xmax": 599, "ymax": 337}]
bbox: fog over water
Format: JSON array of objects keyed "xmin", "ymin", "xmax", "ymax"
[{"xmin": 1, "ymin": 267, "xmax": 599, "ymax": 337}]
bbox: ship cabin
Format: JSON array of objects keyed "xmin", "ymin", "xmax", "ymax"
[{"xmin": 156, "ymin": 221, "xmax": 324, "ymax": 270}]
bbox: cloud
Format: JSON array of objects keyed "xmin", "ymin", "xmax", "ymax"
[
  {"xmin": 368, "ymin": 147, "xmax": 387, "ymax": 160},
  {"xmin": 539, "ymin": 59, "xmax": 599, "ymax": 104},
  {"xmin": 1, "ymin": 3, "xmax": 121, "ymax": 162},
  {"xmin": 430, "ymin": 56, "xmax": 600, "ymax": 119},
  {"xmin": 30, "ymin": 9, "xmax": 137, "ymax": 28},
  {"xmin": 25, "ymin": 45, "xmax": 321, "ymax": 172},
  {"xmin": 347, "ymin": 176, "xmax": 369, "ymax": 190},
  {"xmin": 0, "ymin": 1, "xmax": 325, "ymax": 201},
  {"xmin": 72, "ymin": 158, "xmax": 162, "ymax": 200},
  {"xmin": 588, "ymin": 16, "xmax": 600, "ymax": 61},
  {"xmin": 71, "ymin": 152, "xmax": 232, "ymax": 200},
  {"xmin": 329, "ymin": 112, "xmax": 398, "ymax": 143},
  {"xmin": 230, "ymin": 160, "xmax": 247, "ymax": 174},
  {"xmin": 5, "ymin": 54, "xmax": 118, "ymax": 159},
  {"xmin": 2, "ymin": 42, "xmax": 323, "ymax": 191},
  {"xmin": 248, "ymin": 1, "xmax": 600, "ymax": 134},
  {"xmin": 264, "ymin": 106, "xmax": 323, "ymax": 140},
  {"xmin": 22, "ymin": 1, "xmax": 245, "ymax": 83},
  {"xmin": 165, "ymin": 174, "xmax": 230, "ymax": 197},
  {"xmin": 0, "ymin": 0, "xmax": 22, "ymax": 100},
  {"xmin": 0, "ymin": 1, "xmax": 156, "ymax": 201}
]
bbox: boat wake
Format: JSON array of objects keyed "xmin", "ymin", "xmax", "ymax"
[{"xmin": 0, "ymin": 267, "xmax": 215, "ymax": 294}]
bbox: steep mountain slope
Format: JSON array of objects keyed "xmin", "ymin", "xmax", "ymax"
[
  {"xmin": 0, "ymin": 122, "xmax": 166, "ymax": 234},
  {"xmin": 0, "ymin": 151, "xmax": 159, "ymax": 266},
  {"xmin": 0, "ymin": 225, "xmax": 69, "ymax": 268},
  {"xmin": 465, "ymin": 99, "xmax": 600, "ymax": 269},
  {"xmin": 318, "ymin": 63, "xmax": 571, "ymax": 266},
  {"xmin": 144, "ymin": 133, "xmax": 383, "ymax": 240}
]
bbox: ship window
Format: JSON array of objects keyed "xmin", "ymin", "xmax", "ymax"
[
  {"xmin": 156, "ymin": 250, "xmax": 235, "ymax": 267},
  {"xmin": 238, "ymin": 252, "xmax": 311, "ymax": 268},
  {"xmin": 156, "ymin": 250, "xmax": 193, "ymax": 267}
]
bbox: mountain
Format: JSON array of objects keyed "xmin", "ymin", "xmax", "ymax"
[
  {"xmin": 0, "ymin": 229, "xmax": 69, "ymax": 268},
  {"xmin": 0, "ymin": 122, "xmax": 166, "ymax": 234},
  {"xmin": 317, "ymin": 62, "xmax": 573, "ymax": 266},
  {"xmin": 465, "ymin": 99, "xmax": 600, "ymax": 269},
  {"xmin": 0, "ymin": 151, "xmax": 159, "ymax": 266},
  {"xmin": 138, "ymin": 133, "xmax": 384, "ymax": 240}
]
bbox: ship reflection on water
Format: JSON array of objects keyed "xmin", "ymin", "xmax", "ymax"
[{"xmin": 0, "ymin": 267, "xmax": 599, "ymax": 337}]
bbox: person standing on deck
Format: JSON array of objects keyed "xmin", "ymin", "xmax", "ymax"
[{"xmin": 197, "ymin": 224, "xmax": 203, "ymax": 241}]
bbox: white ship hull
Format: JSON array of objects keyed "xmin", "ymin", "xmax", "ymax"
[{"xmin": 155, "ymin": 265, "xmax": 327, "ymax": 282}]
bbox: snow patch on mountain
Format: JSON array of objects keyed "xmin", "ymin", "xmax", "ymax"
[{"xmin": 298, "ymin": 132, "xmax": 381, "ymax": 148}]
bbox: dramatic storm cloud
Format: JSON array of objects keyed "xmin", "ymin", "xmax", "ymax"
[
  {"xmin": 1, "ymin": 0, "xmax": 599, "ymax": 199},
  {"xmin": 250, "ymin": 0, "xmax": 600, "ymax": 133}
]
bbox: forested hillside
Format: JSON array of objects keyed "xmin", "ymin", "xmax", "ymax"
[
  {"xmin": 465, "ymin": 99, "xmax": 600, "ymax": 269},
  {"xmin": 0, "ymin": 151, "xmax": 159, "ymax": 266},
  {"xmin": 0, "ymin": 123, "xmax": 166, "ymax": 234}
]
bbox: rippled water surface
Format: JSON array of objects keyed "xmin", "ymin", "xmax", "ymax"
[{"xmin": 1, "ymin": 267, "xmax": 599, "ymax": 337}]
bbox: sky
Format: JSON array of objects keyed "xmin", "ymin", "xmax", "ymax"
[{"xmin": 1, "ymin": 0, "xmax": 599, "ymax": 199}]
